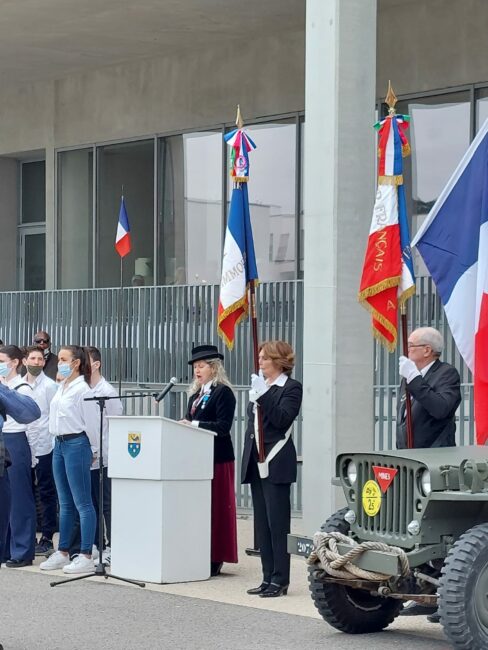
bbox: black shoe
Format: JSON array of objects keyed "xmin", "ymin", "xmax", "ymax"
[
  {"xmin": 247, "ymin": 582, "xmax": 270, "ymax": 595},
  {"xmin": 210, "ymin": 562, "xmax": 223, "ymax": 577},
  {"xmin": 6, "ymin": 559, "xmax": 33, "ymax": 568},
  {"xmin": 35, "ymin": 537, "xmax": 54, "ymax": 556},
  {"xmin": 427, "ymin": 611, "xmax": 441, "ymax": 624},
  {"xmin": 400, "ymin": 601, "xmax": 438, "ymax": 616},
  {"xmin": 259, "ymin": 583, "xmax": 288, "ymax": 598}
]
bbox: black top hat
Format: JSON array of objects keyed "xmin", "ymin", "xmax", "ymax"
[{"xmin": 188, "ymin": 344, "xmax": 224, "ymax": 365}]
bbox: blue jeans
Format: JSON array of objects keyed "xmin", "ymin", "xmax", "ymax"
[{"xmin": 53, "ymin": 434, "xmax": 96, "ymax": 555}]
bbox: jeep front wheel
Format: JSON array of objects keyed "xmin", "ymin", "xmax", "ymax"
[
  {"xmin": 308, "ymin": 508, "xmax": 402, "ymax": 634},
  {"xmin": 438, "ymin": 522, "xmax": 488, "ymax": 649}
]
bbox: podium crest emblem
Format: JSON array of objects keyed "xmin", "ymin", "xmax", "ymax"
[{"xmin": 128, "ymin": 432, "xmax": 141, "ymax": 458}]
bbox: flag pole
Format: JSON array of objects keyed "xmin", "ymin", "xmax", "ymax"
[
  {"xmin": 234, "ymin": 104, "xmax": 266, "ymax": 464},
  {"xmin": 384, "ymin": 82, "xmax": 415, "ymax": 449},
  {"xmin": 249, "ymin": 279, "xmax": 265, "ymax": 463},
  {"xmin": 400, "ymin": 303, "xmax": 414, "ymax": 449},
  {"xmin": 117, "ymin": 255, "xmax": 123, "ymax": 396}
]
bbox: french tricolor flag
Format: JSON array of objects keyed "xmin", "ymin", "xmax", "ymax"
[
  {"xmin": 412, "ymin": 119, "xmax": 488, "ymax": 443},
  {"xmin": 115, "ymin": 196, "xmax": 132, "ymax": 258}
]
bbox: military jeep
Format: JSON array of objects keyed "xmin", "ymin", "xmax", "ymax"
[{"xmin": 288, "ymin": 445, "xmax": 488, "ymax": 649}]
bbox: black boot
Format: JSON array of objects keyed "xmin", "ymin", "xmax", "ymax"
[{"xmin": 210, "ymin": 562, "xmax": 223, "ymax": 577}]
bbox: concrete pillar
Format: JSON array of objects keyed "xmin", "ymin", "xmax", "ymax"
[
  {"xmin": 0, "ymin": 158, "xmax": 19, "ymax": 291},
  {"xmin": 45, "ymin": 146, "xmax": 56, "ymax": 289},
  {"xmin": 302, "ymin": 0, "xmax": 377, "ymax": 533}
]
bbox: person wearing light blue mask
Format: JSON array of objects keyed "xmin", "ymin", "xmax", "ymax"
[
  {"xmin": 40, "ymin": 345, "xmax": 99, "ymax": 576},
  {"xmin": 0, "ymin": 345, "xmax": 41, "ymax": 567}
]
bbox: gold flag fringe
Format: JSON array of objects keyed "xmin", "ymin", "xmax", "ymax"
[
  {"xmin": 402, "ymin": 143, "xmax": 411, "ymax": 157},
  {"xmin": 398, "ymin": 284, "xmax": 416, "ymax": 306},
  {"xmin": 217, "ymin": 295, "xmax": 250, "ymax": 350},
  {"xmin": 357, "ymin": 276, "xmax": 401, "ymax": 302},
  {"xmin": 378, "ymin": 175, "xmax": 404, "ymax": 186}
]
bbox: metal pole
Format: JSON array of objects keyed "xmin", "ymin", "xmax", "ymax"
[
  {"xmin": 117, "ymin": 257, "xmax": 123, "ymax": 396},
  {"xmin": 249, "ymin": 279, "xmax": 265, "ymax": 463},
  {"xmin": 401, "ymin": 304, "xmax": 414, "ymax": 449}
]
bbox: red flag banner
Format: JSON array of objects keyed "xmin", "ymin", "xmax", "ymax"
[{"xmin": 358, "ymin": 112, "xmax": 414, "ymax": 351}]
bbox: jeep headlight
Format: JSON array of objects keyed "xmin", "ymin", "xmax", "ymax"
[
  {"xmin": 420, "ymin": 469, "xmax": 432, "ymax": 496},
  {"xmin": 346, "ymin": 460, "xmax": 357, "ymax": 485}
]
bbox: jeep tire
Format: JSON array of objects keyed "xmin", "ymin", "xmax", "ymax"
[
  {"xmin": 438, "ymin": 522, "xmax": 488, "ymax": 649},
  {"xmin": 308, "ymin": 508, "xmax": 402, "ymax": 634}
]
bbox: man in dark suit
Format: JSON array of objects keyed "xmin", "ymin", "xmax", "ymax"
[
  {"xmin": 398, "ymin": 327, "xmax": 461, "ymax": 621},
  {"xmin": 396, "ymin": 326, "xmax": 461, "ymax": 450}
]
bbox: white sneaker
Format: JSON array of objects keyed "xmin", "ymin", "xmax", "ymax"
[
  {"xmin": 95, "ymin": 546, "xmax": 111, "ymax": 567},
  {"xmin": 92, "ymin": 545, "xmax": 99, "ymax": 561},
  {"xmin": 39, "ymin": 551, "xmax": 70, "ymax": 571},
  {"xmin": 62, "ymin": 555, "xmax": 95, "ymax": 574}
]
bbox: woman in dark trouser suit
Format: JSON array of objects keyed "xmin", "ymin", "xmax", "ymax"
[{"xmin": 241, "ymin": 340, "xmax": 303, "ymax": 598}]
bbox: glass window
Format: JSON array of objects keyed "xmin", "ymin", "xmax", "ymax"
[
  {"xmin": 23, "ymin": 231, "xmax": 45, "ymax": 290},
  {"xmin": 158, "ymin": 131, "xmax": 222, "ymax": 285},
  {"xmin": 97, "ymin": 140, "xmax": 154, "ymax": 287},
  {"xmin": 396, "ymin": 93, "xmax": 471, "ymax": 276},
  {"xmin": 227, "ymin": 120, "xmax": 297, "ymax": 281},
  {"xmin": 57, "ymin": 148, "xmax": 93, "ymax": 289},
  {"xmin": 476, "ymin": 88, "xmax": 488, "ymax": 131},
  {"xmin": 21, "ymin": 160, "xmax": 45, "ymax": 223}
]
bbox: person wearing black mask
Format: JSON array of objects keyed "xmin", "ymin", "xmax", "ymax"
[{"xmin": 31, "ymin": 331, "xmax": 58, "ymax": 381}]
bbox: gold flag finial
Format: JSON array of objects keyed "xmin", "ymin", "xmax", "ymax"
[
  {"xmin": 236, "ymin": 105, "xmax": 244, "ymax": 129},
  {"xmin": 385, "ymin": 81, "xmax": 398, "ymax": 114}
]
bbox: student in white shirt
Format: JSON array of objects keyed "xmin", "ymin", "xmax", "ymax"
[
  {"xmin": 0, "ymin": 345, "xmax": 40, "ymax": 567},
  {"xmin": 40, "ymin": 345, "xmax": 98, "ymax": 575},
  {"xmin": 23, "ymin": 345, "xmax": 58, "ymax": 555},
  {"xmin": 86, "ymin": 346, "xmax": 123, "ymax": 565}
]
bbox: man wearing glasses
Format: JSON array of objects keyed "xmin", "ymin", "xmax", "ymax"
[
  {"xmin": 31, "ymin": 331, "xmax": 58, "ymax": 381},
  {"xmin": 396, "ymin": 326, "xmax": 461, "ymax": 450}
]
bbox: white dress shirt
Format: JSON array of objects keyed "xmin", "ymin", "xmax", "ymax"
[
  {"xmin": 49, "ymin": 375, "xmax": 98, "ymax": 452},
  {"xmin": 84, "ymin": 377, "xmax": 123, "ymax": 468},
  {"xmin": 3, "ymin": 374, "xmax": 41, "ymax": 462},
  {"xmin": 26, "ymin": 371, "xmax": 58, "ymax": 457}
]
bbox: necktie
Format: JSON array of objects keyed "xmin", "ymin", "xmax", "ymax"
[{"xmin": 190, "ymin": 389, "xmax": 204, "ymax": 417}]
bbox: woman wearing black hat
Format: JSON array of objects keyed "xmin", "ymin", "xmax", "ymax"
[{"xmin": 181, "ymin": 344, "xmax": 238, "ymax": 576}]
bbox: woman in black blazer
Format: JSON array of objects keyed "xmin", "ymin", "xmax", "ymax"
[
  {"xmin": 181, "ymin": 345, "xmax": 238, "ymax": 577},
  {"xmin": 241, "ymin": 340, "xmax": 302, "ymax": 598}
]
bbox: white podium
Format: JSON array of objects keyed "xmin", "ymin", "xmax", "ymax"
[{"xmin": 107, "ymin": 415, "xmax": 215, "ymax": 584}]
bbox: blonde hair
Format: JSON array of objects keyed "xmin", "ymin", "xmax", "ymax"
[
  {"xmin": 260, "ymin": 340, "xmax": 295, "ymax": 376},
  {"xmin": 188, "ymin": 358, "xmax": 234, "ymax": 396}
]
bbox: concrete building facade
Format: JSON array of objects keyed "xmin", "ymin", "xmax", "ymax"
[{"xmin": 0, "ymin": 0, "xmax": 486, "ymax": 529}]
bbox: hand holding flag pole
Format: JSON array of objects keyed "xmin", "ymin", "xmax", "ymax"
[{"xmin": 217, "ymin": 106, "xmax": 265, "ymax": 463}]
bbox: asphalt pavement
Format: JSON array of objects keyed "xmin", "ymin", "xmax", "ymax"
[
  {"xmin": 0, "ymin": 569, "xmax": 451, "ymax": 650},
  {"xmin": 0, "ymin": 518, "xmax": 452, "ymax": 649}
]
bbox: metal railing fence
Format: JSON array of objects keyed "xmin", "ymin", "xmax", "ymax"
[{"xmin": 0, "ymin": 281, "xmax": 303, "ymax": 510}]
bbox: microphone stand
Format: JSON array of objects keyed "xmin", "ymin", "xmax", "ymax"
[{"xmin": 50, "ymin": 392, "xmax": 157, "ymax": 588}]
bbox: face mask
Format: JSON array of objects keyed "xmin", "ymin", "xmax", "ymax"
[
  {"xmin": 57, "ymin": 362, "xmax": 73, "ymax": 379},
  {"xmin": 0, "ymin": 362, "xmax": 10, "ymax": 377},
  {"xmin": 27, "ymin": 365, "xmax": 43, "ymax": 377}
]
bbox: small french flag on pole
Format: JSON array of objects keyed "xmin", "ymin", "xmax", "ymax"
[{"xmin": 115, "ymin": 196, "xmax": 132, "ymax": 258}]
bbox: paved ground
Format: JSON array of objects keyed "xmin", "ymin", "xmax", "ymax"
[{"xmin": 0, "ymin": 517, "xmax": 451, "ymax": 649}]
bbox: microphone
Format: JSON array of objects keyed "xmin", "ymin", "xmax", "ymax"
[{"xmin": 154, "ymin": 377, "xmax": 177, "ymax": 403}]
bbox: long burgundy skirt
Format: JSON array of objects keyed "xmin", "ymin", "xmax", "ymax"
[{"xmin": 211, "ymin": 460, "xmax": 238, "ymax": 564}]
